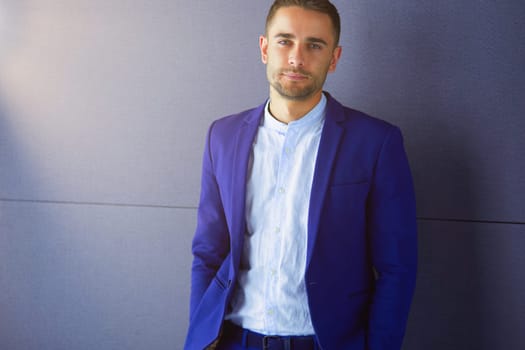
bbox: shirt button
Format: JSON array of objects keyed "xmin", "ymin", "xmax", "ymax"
[{"xmin": 278, "ymin": 187, "xmax": 285, "ymax": 194}]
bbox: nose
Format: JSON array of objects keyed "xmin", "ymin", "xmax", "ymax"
[{"xmin": 288, "ymin": 45, "xmax": 304, "ymax": 67}]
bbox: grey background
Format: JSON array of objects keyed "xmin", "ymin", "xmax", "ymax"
[{"xmin": 1, "ymin": 1, "xmax": 523, "ymax": 349}]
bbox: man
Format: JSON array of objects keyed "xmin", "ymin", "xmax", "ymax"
[{"xmin": 185, "ymin": 1, "xmax": 417, "ymax": 349}]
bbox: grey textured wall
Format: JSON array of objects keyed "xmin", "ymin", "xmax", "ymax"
[{"xmin": 1, "ymin": 1, "xmax": 523, "ymax": 349}]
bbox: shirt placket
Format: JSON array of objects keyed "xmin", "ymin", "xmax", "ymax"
[{"xmin": 263, "ymin": 126, "xmax": 297, "ymax": 331}]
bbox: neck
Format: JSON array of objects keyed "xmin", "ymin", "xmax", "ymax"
[{"xmin": 268, "ymin": 89, "xmax": 323, "ymax": 124}]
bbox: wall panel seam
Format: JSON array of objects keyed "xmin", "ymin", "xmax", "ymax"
[
  {"xmin": 417, "ymin": 217, "xmax": 525, "ymax": 225},
  {"xmin": 0, "ymin": 198, "xmax": 197, "ymax": 210}
]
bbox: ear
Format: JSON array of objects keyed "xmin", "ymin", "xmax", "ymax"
[
  {"xmin": 259, "ymin": 35, "xmax": 269, "ymax": 64},
  {"xmin": 328, "ymin": 46, "xmax": 342, "ymax": 73}
]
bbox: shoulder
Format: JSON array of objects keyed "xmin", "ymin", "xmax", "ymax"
[
  {"xmin": 203, "ymin": 102, "xmax": 265, "ymax": 158},
  {"xmin": 325, "ymin": 93, "xmax": 400, "ymax": 135}
]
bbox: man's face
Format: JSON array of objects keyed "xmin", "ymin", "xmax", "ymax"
[{"xmin": 260, "ymin": 6, "xmax": 341, "ymax": 101}]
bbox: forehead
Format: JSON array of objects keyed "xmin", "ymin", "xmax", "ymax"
[{"xmin": 267, "ymin": 6, "xmax": 335, "ymax": 44}]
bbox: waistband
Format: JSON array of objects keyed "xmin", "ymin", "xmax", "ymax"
[{"xmin": 222, "ymin": 321, "xmax": 319, "ymax": 350}]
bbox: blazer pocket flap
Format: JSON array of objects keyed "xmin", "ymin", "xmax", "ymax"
[{"xmin": 330, "ymin": 180, "xmax": 369, "ymax": 188}]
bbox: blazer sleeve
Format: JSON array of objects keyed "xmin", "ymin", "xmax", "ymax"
[
  {"xmin": 366, "ymin": 126, "xmax": 418, "ymax": 350},
  {"xmin": 189, "ymin": 121, "xmax": 230, "ymax": 320}
]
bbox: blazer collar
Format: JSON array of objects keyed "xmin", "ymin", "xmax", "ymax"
[
  {"xmin": 229, "ymin": 102, "xmax": 265, "ymax": 274},
  {"xmin": 307, "ymin": 93, "xmax": 346, "ymax": 268}
]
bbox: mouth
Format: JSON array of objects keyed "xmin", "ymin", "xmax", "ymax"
[{"xmin": 281, "ymin": 71, "xmax": 309, "ymax": 81}]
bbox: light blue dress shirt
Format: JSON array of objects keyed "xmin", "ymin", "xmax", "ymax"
[{"xmin": 226, "ymin": 94, "xmax": 327, "ymax": 335}]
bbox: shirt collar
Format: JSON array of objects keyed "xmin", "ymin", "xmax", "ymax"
[{"xmin": 263, "ymin": 93, "xmax": 327, "ymax": 133}]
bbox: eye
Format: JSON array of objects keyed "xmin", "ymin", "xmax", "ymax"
[
  {"xmin": 278, "ymin": 39, "xmax": 290, "ymax": 46},
  {"xmin": 309, "ymin": 43, "xmax": 322, "ymax": 50}
]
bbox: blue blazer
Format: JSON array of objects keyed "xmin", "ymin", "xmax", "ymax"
[{"xmin": 185, "ymin": 94, "xmax": 417, "ymax": 350}]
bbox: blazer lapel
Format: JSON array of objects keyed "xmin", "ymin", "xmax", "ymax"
[
  {"xmin": 229, "ymin": 103, "xmax": 265, "ymax": 275},
  {"xmin": 307, "ymin": 96, "xmax": 345, "ymax": 268}
]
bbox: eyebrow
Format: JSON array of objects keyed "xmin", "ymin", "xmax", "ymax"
[{"xmin": 274, "ymin": 33, "xmax": 329, "ymax": 46}]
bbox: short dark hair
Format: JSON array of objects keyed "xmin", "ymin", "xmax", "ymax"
[{"xmin": 265, "ymin": 0, "xmax": 341, "ymax": 46}]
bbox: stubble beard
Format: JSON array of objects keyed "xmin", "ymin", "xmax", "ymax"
[{"xmin": 269, "ymin": 68, "xmax": 327, "ymax": 102}]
